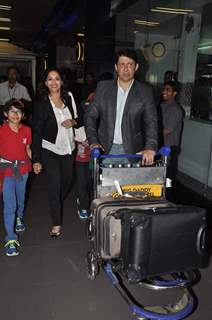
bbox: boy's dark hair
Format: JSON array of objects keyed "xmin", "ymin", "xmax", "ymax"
[
  {"xmin": 115, "ymin": 48, "xmax": 138, "ymax": 64},
  {"xmin": 4, "ymin": 99, "xmax": 24, "ymax": 113},
  {"xmin": 164, "ymin": 81, "xmax": 180, "ymax": 94}
]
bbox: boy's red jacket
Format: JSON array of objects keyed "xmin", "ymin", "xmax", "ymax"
[{"xmin": 0, "ymin": 123, "xmax": 32, "ymax": 187}]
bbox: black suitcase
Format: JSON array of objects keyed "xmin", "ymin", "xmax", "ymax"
[
  {"xmin": 116, "ymin": 205, "xmax": 207, "ymax": 282},
  {"xmin": 92, "ymin": 198, "xmax": 208, "ymax": 283},
  {"xmin": 92, "ymin": 197, "xmax": 172, "ymax": 260}
]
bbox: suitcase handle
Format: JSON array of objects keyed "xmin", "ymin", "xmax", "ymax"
[
  {"xmin": 91, "ymin": 146, "xmax": 171, "ymax": 159},
  {"xmin": 197, "ymin": 224, "xmax": 207, "ymax": 256}
]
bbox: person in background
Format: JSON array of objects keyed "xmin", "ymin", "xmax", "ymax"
[
  {"xmin": 75, "ymin": 73, "xmax": 114, "ymax": 219},
  {"xmin": 84, "ymin": 72, "xmax": 96, "ymax": 100},
  {"xmin": 74, "ymin": 73, "xmax": 99, "ymax": 219},
  {"xmin": 32, "ymin": 67, "xmax": 81, "ymax": 237},
  {"xmin": 160, "ymin": 81, "xmax": 183, "ymax": 189},
  {"xmin": 0, "ymin": 66, "xmax": 32, "ymax": 125},
  {"xmin": 75, "ymin": 132, "xmax": 91, "ymax": 219},
  {"xmin": 0, "ymin": 66, "xmax": 32, "ymax": 105},
  {"xmin": 85, "ymin": 48, "xmax": 158, "ymax": 165},
  {"xmin": 0, "ymin": 99, "xmax": 31, "ymax": 256}
]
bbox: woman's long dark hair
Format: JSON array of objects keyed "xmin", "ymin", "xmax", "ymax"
[{"xmin": 37, "ymin": 67, "xmax": 68, "ymax": 102}]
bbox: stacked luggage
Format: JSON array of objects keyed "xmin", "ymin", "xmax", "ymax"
[{"xmin": 86, "ymin": 148, "xmax": 209, "ymax": 320}]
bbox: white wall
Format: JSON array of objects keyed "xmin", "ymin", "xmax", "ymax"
[
  {"xmin": 178, "ymin": 119, "xmax": 212, "ymax": 188},
  {"xmin": 134, "ymin": 33, "xmax": 179, "ymax": 84}
]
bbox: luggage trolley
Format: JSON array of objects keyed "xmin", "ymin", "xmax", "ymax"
[{"xmin": 86, "ymin": 147, "xmax": 207, "ymax": 320}]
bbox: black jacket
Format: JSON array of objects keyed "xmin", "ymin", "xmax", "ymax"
[
  {"xmin": 32, "ymin": 94, "xmax": 81, "ymax": 163},
  {"xmin": 84, "ymin": 79, "xmax": 158, "ymax": 154}
]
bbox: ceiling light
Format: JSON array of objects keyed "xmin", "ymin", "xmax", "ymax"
[
  {"xmin": 198, "ymin": 46, "xmax": 212, "ymax": 50},
  {"xmin": 77, "ymin": 42, "xmax": 81, "ymax": 62},
  {"xmin": 0, "ymin": 26, "xmax": 10, "ymax": 30},
  {"xmin": 199, "ymin": 41, "xmax": 212, "ymax": 47},
  {"xmin": 134, "ymin": 19, "xmax": 160, "ymax": 26},
  {"xmin": 0, "ymin": 17, "xmax": 11, "ymax": 22},
  {"xmin": 151, "ymin": 9, "xmax": 188, "ymax": 15},
  {"xmin": 0, "ymin": 37, "xmax": 10, "ymax": 41},
  {"xmin": 77, "ymin": 33, "xmax": 84, "ymax": 37},
  {"xmin": 155, "ymin": 7, "xmax": 193, "ymax": 13},
  {"xmin": 0, "ymin": 5, "xmax": 12, "ymax": 11}
]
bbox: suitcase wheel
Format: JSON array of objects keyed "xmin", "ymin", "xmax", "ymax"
[{"xmin": 86, "ymin": 251, "xmax": 99, "ymax": 280}]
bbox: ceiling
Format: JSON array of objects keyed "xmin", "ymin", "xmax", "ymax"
[
  {"xmin": 0, "ymin": 0, "xmax": 86, "ymax": 49},
  {"xmin": 0, "ymin": 0, "xmax": 59, "ymax": 48},
  {"xmin": 3, "ymin": 0, "xmax": 211, "ymax": 51},
  {"xmin": 116, "ymin": 0, "xmax": 212, "ymax": 40}
]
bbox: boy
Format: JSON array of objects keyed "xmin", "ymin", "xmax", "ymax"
[
  {"xmin": 0, "ymin": 99, "xmax": 31, "ymax": 256},
  {"xmin": 75, "ymin": 92, "xmax": 94, "ymax": 219},
  {"xmin": 160, "ymin": 81, "xmax": 183, "ymax": 187},
  {"xmin": 75, "ymin": 138, "xmax": 91, "ymax": 219}
]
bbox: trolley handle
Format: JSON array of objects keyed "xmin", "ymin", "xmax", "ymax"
[{"xmin": 91, "ymin": 146, "xmax": 171, "ymax": 159}]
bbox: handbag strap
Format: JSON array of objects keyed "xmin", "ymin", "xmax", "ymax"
[{"xmin": 67, "ymin": 91, "xmax": 78, "ymax": 119}]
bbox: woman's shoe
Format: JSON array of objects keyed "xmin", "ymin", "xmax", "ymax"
[{"xmin": 50, "ymin": 226, "xmax": 61, "ymax": 238}]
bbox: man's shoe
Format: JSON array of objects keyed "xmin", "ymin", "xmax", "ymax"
[
  {"xmin": 79, "ymin": 209, "xmax": 89, "ymax": 219},
  {"xmin": 15, "ymin": 218, "xmax": 26, "ymax": 232},
  {"xmin": 5, "ymin": 240, "xmax": 20, "ymax": 257}
]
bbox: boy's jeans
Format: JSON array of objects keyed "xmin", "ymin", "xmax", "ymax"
[{"xmin": 2, "ymin": 173, "xmax": 28, "ymax": 241}]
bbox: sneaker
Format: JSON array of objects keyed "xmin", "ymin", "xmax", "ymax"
[
  {"xmin": 5, "ymin": 240, "xmax": 20, "ymax": 257},
  {"xmin": 79, "ymin": 209, "xmax": 89, "ymax": 219},
  {"xmin": 15, "ymin": 217, "xmax": 26, "ymax": 232}
]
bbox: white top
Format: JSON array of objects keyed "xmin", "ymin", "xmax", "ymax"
[
  {"xmin": 113, "ymin": 79, "xmax": 134, "ymax": 144},
  {"xmin": 42, "ymin": 97, "xmax": 75, "ymax": 155},
  {"xmin": 0, "ymin": 81, "xmax": 31, "ymax": 105}
]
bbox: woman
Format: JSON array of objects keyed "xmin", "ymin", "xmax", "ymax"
[{"xmin": 32, "ymin": 67, "xmax": 80, "ymax": 237}]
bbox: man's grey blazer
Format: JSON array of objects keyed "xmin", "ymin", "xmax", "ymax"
[{"xmin": 84, "ymin": 79, "xmax": 158, "ymax": 154}]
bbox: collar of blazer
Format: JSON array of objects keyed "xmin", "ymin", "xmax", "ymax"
[
  {"xmin": 105, "ymin": 78, "xmax": 138, "ymax": 134},
  {"xmin": 46, "ymin": 95, "xmax": 75, "ymax": 120}
]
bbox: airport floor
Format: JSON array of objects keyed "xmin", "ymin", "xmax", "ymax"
[{"xmin": 0, "ymin": 174, "xmax": 211, "ymax": 320}]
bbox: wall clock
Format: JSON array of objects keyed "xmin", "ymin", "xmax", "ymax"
[{"xmin": 152, "ymin": 42, "xmax": 166, "ymax": 58}]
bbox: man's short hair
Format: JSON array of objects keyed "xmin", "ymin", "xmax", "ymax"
[
  {"xmin": 3, "ymin": 99, "xmax": 24, "ymax": 113},
  {"xmin": 7, "ymin": 66, "xmax": 19, "ymax": 74},
  {"xmin": 115, "ymin": 48, "xmax": 138, "ymax": 64},
  {"xmin": 164, "ymin": 70, "xmax": 177, "ymax": 82},
  {"xmin": 164, "ymin": 81, "xmax": 180, "ymax": 94}
]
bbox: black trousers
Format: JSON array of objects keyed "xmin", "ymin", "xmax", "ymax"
[
  {"xmin": 76, "ymin": 161, "xmax": 91, "ymax": 211},
  {"xmin": 42, "ymin": 148, "xmax": 75, "ymax": 226}
]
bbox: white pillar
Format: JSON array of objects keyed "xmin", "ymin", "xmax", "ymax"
[{"xmin": 178, "ymin": 13, "xmax": 202, "ymax": 116}]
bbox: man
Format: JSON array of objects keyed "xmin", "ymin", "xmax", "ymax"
[
  {"xmin": 84, "ymin": 49, "xmax": 158, "ymax": 165},
  {"xmin": 160, "ymin": 81, "xmax": 183, "ymax": 185},
  {"xmin": 0, "ymin": 66, "xmax": 31, "ymax": 106}
]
